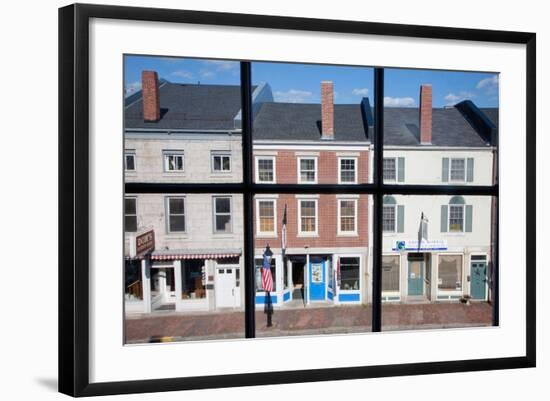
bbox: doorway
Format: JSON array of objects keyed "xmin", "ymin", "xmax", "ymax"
[
  {"xmin": 407, "ymin": 253, "xmax": 425, "ymax": 297},
  {"xmin": 470, "ymin": 261, "xmax": 487, "ymax": 300},
  {"xmin": 151, "ymin": 266, "xmax": 176, "ymax": 311},
  {"xmin": 216, "ymin": 266, "xmax": 237, "ymax": 308},
  {"xmin": 291, "ymin": 261, "xmax": 305, "ymax": 301}
]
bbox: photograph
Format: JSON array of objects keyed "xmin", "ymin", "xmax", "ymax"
[{"xmin": 123, "ymin": 56, "xmax": 499, "ymax": 343}]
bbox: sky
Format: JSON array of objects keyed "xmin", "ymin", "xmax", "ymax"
[{"xmin": 124, "ymin": 55, "xmax": 499, "ymax": 108}]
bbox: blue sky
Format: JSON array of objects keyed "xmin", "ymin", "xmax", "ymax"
[{"xmin": 124, "ymin": 55, "xmax": 499, "ymax": 108}]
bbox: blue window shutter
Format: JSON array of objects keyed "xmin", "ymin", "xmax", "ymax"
[
  {"xmin": 397, "ymin": 205, "xmax": 405, "ymax": 232},
  {"xmin": 398, "ymin": 157, "xmax": 405, "ymax": 182},
  {"xmin": 442, "ymin": 158, "xmax": 449, "ymax": 182},
  {"xmin": 467, "ymin": 158, "xmax": 474, "ymax": 182},
  {"xmin": 465, "ymin": 205, "xmax": 473, "ymax": 232},
  {"xmin": 441, "ymin": 205, "xmax": 448, "ymax": 232}
]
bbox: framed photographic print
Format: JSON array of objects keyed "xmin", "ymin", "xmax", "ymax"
[{"xmin": 58, "ymin": 3, "xmax": 536, "ymax": 397}]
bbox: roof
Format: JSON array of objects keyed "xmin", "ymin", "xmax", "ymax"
[
  {"xmin": 384, "ymin": 106, "xmax": 497, "ymax": 147},
  {"xmin": 125, "ymin": 82, "xmax": 248, "ymax": 131},
  {"xmin": 253, "ymin": 102, "xmax": 369, "ymax": 142}
]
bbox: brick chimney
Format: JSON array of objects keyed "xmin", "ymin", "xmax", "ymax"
[
  {"xmin": 419, "ymin": 84, "xmax": 432, "ymax": 144},
  {"xmin": 321, "ymin": 81, "xmax": 334, "ymax": 139},
  {"xmin": 142, "ymin": 71, "xmax": 160, "ymax": 122}
]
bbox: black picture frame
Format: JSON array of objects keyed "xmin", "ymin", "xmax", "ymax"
[{"xmin": 59, "ymin": 3, "xmax": 536, "ymax": 397}]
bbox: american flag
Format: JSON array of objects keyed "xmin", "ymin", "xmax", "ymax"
[{"xmin": 262, "ymin": 253, "xmax": 273, "ymax": 292}]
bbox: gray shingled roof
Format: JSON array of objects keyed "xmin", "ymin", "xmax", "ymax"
[
  {"xmin": 480, "ymin": 108, "xmax": 499, "ymax": 130},
  {"xmin": 384, "ymin": 107, "xmax": 494, "ymax": 147},
  {"xmin": 253, "ymin": 102, "xmax": 369, "ymax": 142},
  {"xmin": 125, "ymin": 82, "xmax": 247, "ymax": 130}
]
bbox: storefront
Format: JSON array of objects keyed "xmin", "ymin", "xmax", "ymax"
[
  {"xmin": 382, "ymin": 239, "xmax": 489, "ymax": 303},
  {"xmin": 254, "ymin": 251, "xmax": 366, "ymax": 307},
  {"xmin": 124, "ymin": 243, "xmax": 243, "ymax": 314}
]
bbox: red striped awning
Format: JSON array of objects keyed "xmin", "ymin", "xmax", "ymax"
[{"xmin": 150, "ymin": 252, "xmax": 240, "ymax": 261}]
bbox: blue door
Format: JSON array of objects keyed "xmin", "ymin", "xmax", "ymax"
[
  {"xmin": 408, "ymin": 260, "xmax": 424, "ymax": 296},
  {"xmin": 309, "ymin": 258, "xmax": 326, "ymax": 301},
  {"xmin": 470, "ymin": 262, "xmax": 487, "ymax": 300}
]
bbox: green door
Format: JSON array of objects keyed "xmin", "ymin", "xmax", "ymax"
[
  {"xmin": 408, "ymin": 260, "xmax": 424, "ymax": 296},
  {"xmin": 470, "ymin": 262, "xmax": 487, "ymax": 300}
]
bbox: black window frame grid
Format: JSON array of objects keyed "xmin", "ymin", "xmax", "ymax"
[{"xmin": 124, "ymin": 63, "xmax": 500, "ymax": 335}]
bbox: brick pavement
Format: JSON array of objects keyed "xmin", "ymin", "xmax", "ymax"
[{"xmin": 125, "ymin": 302, "xmax": 492, "ymax": 344}]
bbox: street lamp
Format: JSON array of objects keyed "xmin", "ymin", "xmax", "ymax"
[{"xmin": 263, "ymin": 244, "xmax": 274, "ymax": 327}]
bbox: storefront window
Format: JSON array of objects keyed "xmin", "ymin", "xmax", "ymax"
[
  {"xmin": 125, "ymin": 260, "xmax": 143, "ymax": 300},
  {"xmin": 255, "ymin": 258, "xmax": 276, "ymax": 292},
  {"xmin": 340, "ymin": 257, "xmax": 360, "ymax": 290},
  {"xmin": 438, "ymin": 255, "xmax": 463, "ymax": 291},
  {"xmin": 382, "ymin": 256, "xmax": 400, "ymax": 292},
  {"xmin": 181, "ymin": 259, "xmax": 206, "ymax": 299}
]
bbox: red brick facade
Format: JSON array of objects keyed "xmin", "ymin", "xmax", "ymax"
[
  {"xmin": 253, "ymin": 149, "xmax": 370, "ymax": 249},
  {"xmin": 141, "ymin": 70, "xmax": 161, "ymax": 122},
  {"xmin": 419, "ymin": 84, "xmax": 432, "ymax": 144}
]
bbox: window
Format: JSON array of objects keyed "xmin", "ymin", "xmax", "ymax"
[
  {"xmin": 181, "ymin": 259, "xmax": 206, "ymax": 299},
  {"xmin": 299, "ymin": 199, "xmax": 317, "ymax": 235},
  {"xmin": 450, "ymin": 158, "xmax": 466, "ymax": 181},
  {"xmin": 438, "ymin": 255, "xmax": 463, "ymax": 291},
  {"xmin": 212, "ymin": 152, "xmax": 231, "ymax": 172},
  {"xmin": 339, "ymin": 158, "xmax": 357, "ymax": 183},
  {"xmin": 257, "ymin": 199, "xmax": 276, "ymax": 235},
  {"xmin": 298, "ymin": 157, "xmax": 317, "ymax": 183},
  {"xmin": 255, "ymin": 257, "xmax": 276, "ymax": 292},
  {"xmin": 124, "ymin": 197, "xmax": 137, "ymax": 232},
  {"xmin": 163, "ymin": 151, "xmax": 185, "ymax": 171},
  {"xmin": 338, "ymin": 199, "xmax": 357, "ymax": 235},
  {"xmin": 382, "ymin": 205, "xmax": 396, "ymax": 232},
  {"xmin": 383, "ymin": 158, "xmax": 396, "ymax": 181},
  {"xmin": 125, "ymin": 150, "xmax": 136, "ymax": 171},
  {"xmin": 382, "ymin": 256, "xmax": 400, "ymax": 293},
  {"xmin": 339, "ymin": 257, "xmax": 360, "ymax": 291},
  {"xmin": 125, "ymin": 260, "xmax": 142, "ymax": 300},
  {"xmin": 213, "ymin": 196, "xmax": 232, "ymax": 233},
  {"xmin": 256, "ymin": 156, "xmax": 275, "ymax": 183},
  {"xmin": 166, "ymin": 197, "xmax": 185, "ymax": 232},
  {"xmin": 449, "ymin": 204, "xmax": 464, "ymax": 232}
]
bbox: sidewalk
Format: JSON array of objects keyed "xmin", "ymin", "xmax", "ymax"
[{"xmin": 125, "ymin": 302, "xmax": 493, "ymax": 344}]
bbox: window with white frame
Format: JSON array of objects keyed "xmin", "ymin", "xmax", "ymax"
[
  {"xmin": 125, "ymin": 150, "xmax": 136, "ymax": 171},
  {"xmin": 124, "ymin": 197, "xmax": 137, "ymax": 232},
  {"xmin": 213, "ymin": 196, "xmax": 232, "ymax": 233},
  {"xmin": 383, "ymin": 205, "xmax": 396, "ymax": 232},
  {"xmin": 166, "ymin": 197, "xmax": 186, "ymax": 232},
  {"xmin": 449, "ymin": 158, "xmax": 466, "ymax": 181},
  {"xmin": 438, "ymin": 254, "xmax": 463, "ymax": 290},
  {"xmin": 339, "ymin": 257, "xmax": 360, "ymax": 290},
  {"xmin": 298, "ymin": 157, "xmax": 317, "ymax": 183},
  {"xmin": 211, "ymin": 151, "xmax": 231, "ymax": 173},
  {"xmin": 257, "ymin": 199, "xmax": 276, "ymax": 235},
  {"xmin": 339, "ymin": 157, "xmax": 357, "ymax": 183},
  {"xmin": 382, "ymin": 255, "xmax": 400, "ymax": 292},
  {"xmin": 383, "ymin": 158, "xmax": 396, "ymax": 181},
  {"xmin": 449, "ymin": 204, "xmax": 464, "ymax": 232},
  {"xmin": 338, "ymin": 199, "xmax": 357, "ymax": 234},
  {"xmin": 256, "ymin": 157, "xmax": 275, "ymax": 183},
  {"xmin": 163, "ymin": 151, "xmax": 185, "ymax": 172},
  {"xmin": 299, "ymin": 199, "xmax": 317, "ymax": 234}
]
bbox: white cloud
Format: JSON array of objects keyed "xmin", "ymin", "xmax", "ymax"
[
  {"xmin": 202, "ymin": 60, "xmax": 239, "ymax": 71},
  {"xmin": 170, "ymin": 70, "xmax": 194, "ymax": 80},
  {"xmin": 274, "ymin": 89, "xmax": 313, "ymax": 103},
  {"xmin": 199, "ymin": 68, "xmax": 216, "ymax": 79},
  {"xmin": 384, "ymin": 96, "xmax": 415, "ymax": 107},
  {"xmin": 352, "ymin": 88, "xmax": 369, "ymax": 96},
  {"xmin": 125, "ymin": 81, "xmax": 141, "ymax": 97},
  {"xmin": 476, "ymin": 75, "xmax": 499, "ymax": 92},
  {"xmin": 444, "ymin": 91, "xmax": 475, "ymax": 106}
]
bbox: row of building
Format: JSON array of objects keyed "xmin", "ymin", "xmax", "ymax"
[{"xmin": 124, "ymin": 71, "xmax": 498, "ymax": 314}]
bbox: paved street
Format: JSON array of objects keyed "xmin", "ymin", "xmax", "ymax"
[{"xmin": 125, "ymin": 302, "xmax": 493, "ymax": 343}]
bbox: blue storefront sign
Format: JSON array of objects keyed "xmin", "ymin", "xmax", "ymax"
[{"xmin": 392, "ymin": 239, "xmax": 448, "ymax": 251}]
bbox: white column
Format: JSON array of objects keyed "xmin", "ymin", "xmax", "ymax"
[
  {"xmin": 431, "ymin": 253, "xmax": 438, "ymax": 301},
  {"xmin": 141, "ymin": 258, "xmax": 151, "ymax": 313},
  {"xmin": 173, "ymin": 260, "xmax": 183, "ymax": 311},
  {"xmin": 306, "ymin": 253, "xmax": 310, "ymax": 305}
]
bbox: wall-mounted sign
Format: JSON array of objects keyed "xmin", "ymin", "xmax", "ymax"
[
  {"xmin": 129, "ymin": 228, "xmax": 155, "ymax": 258},
  {"xmin": 392, "ymin": 239, "xmax": 447, "ymax": 251}
]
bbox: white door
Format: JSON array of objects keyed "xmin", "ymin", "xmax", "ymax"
[{"xmin": 216, "ymin": 267, "xmax": 236, "ymax": 308}]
